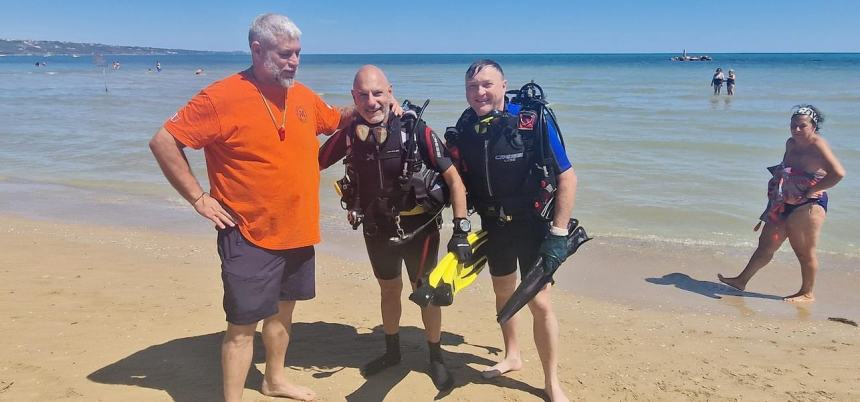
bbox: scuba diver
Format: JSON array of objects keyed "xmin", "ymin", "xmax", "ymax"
[
  {"xmin": 318, "ymin": 65, "xmax": 469, "ymax": 391},
  {"xmin": 445, "ymin": 59, "xmax": 577, "ymax": 402}
]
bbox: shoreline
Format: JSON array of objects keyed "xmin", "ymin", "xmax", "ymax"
[
  {"xmin": 3, "ymin": 174, "xmax": 858, "ymax": 258},
  {"xmin": 3, "ymin": 199, "xmax": 860, "ymax": 322},
  {"xmin": 1, "ymin": 215, "xmax": 858, "ymax": 400}
]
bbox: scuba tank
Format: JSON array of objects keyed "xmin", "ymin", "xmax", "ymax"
[{"xmin": 508, "ymin": 82, "xmax": 563, "ymax": 222}]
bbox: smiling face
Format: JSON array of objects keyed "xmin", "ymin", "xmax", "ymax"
[
  {"xmin": 351, "ymin": 66, "xmax": 392, "ymax": 125},
  {"xmin": 466, "ymin": 65, "xmax": 507, "ymax": 117},
  {"xmin": 252, "ymin": 36, "xmax": 301, "ymax": 88},
  {"xmin": 790, "ymin": 114, "xmax": 817, "ymax": 142}
]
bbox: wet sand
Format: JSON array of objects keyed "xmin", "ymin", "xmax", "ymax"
[{"xmin": 1, "ymin": 215, "xmax": 858, "ymax": 401}]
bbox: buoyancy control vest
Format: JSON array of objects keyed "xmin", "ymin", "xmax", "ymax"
[
  {"xmin": 337, "ymin": 101, "xmax": 449, "ymax": 227},
  {"xmin": 446, "ymin": 82, "xmax": 562, "ymax": 222}
]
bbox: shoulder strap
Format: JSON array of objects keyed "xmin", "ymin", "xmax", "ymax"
[{"xmin": 399, "ymin": 99, "xmax": 430, "ymax": 178}]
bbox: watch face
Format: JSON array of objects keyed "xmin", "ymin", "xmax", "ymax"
[{"xmin": 457, "ymin": 219, "xmax": 471, "ymax": 232}]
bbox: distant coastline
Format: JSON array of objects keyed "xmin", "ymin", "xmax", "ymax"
[{"xmin": 0, "ymin": 38, "xmax": 245, "ymax": 56}]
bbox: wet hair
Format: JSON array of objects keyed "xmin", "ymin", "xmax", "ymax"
[
  {"xmin": 248, "ymin": 13, "xmax": 302, "ymax": 47},
  {"xmin": 466, "ymin": 59, "xmax": 504, "ymax": 80},
  {"xmin": 791, "ymin": 104, "xmax": 825, "ymax": 132}
]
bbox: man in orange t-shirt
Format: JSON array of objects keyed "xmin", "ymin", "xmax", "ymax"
[{"xmin": 149, "ymin": 13, "xmax": 354, "ymax": 402}]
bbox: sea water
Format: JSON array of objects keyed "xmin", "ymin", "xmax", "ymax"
[{"xmin": 1, "ymin": 53, "xmax": 858, "ymax": 258}]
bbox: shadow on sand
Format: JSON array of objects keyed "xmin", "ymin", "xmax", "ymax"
[
  {"xmin": 646, "ymin": 272, "xmax": 783, "ymax": 300},
  {"xmin": 88, "ymin": 321, "xmax": 545, "ymax": 401}
]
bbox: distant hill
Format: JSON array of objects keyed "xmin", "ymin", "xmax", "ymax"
[{"xmin": 0, "ymin": 39, "xmax": 244, "ymax": 56}]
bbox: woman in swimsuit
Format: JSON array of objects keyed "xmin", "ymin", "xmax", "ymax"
[
  {"xmin": 726, "ymin": 69, "xmax": 736, "ymax": 96},
  {"xmin": 719, "ymin": 105, "xmax": 845, "ymax": 302},
  {"xmin": 711, "ymin": 68, "xmax": 724, "ymax": 96}
]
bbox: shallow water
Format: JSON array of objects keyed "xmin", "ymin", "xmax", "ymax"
[{"xmin": 1, "ymin": 53, "xmax": 858, "ymax": 258}]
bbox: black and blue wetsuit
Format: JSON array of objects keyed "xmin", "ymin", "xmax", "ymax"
[{"xmin": 449, "ymin": 102, "xmax": 572, "ymax": 277}]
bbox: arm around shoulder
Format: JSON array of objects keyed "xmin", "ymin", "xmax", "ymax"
[{"xmin": 335, "ymin": 105, "xmax": 356, "ymax": 132}]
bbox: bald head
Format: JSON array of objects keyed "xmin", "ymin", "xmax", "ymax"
[{"xmin": 352, "ymin": 65, "xmax": 393, "ymax": 125}]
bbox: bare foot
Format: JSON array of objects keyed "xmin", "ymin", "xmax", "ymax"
[
  {"xmin": 784, "ymin": 292, "xmax": 815, "ymax": 302},
  {"xmin": 717, "ymin": 274, "xmax": 746, "ymax": 291},
  {"xmin": 481, "ymin": 357, "xmax": 522, "ymax": 379},
  {"xmin": 546, "ymin": 383, "xmax": 570, "ymax": 402},
  {"xmin": 261, "ymin": 378, "xmax": 316, "ymax": 401}
]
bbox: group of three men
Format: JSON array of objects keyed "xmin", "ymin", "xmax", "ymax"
[{"xmin": 149, "ymin": 13, "xmax": 576, "ymax": 402}]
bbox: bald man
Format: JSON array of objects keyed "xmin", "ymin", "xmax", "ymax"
[{"xmin": 319, "ymin": 65, "xmax": 468, "ymax": 391}]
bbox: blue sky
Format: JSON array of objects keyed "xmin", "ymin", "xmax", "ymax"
[{"xmin": 2, "ymin": 0, "xmax": 859, "ymax": 53}]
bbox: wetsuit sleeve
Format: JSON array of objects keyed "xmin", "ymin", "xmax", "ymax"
[
  {"xmin": 544, "ymin": 110, "xmax": 572, "ymax": 173},
  {"xmin": 416, "ymin": 121, "xmax": 453, "ymax": 173},
  {"xmin": 318, "ymin": 129, "xmax": 348, "ymax": 170}
]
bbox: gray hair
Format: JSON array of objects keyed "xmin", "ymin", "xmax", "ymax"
[{"xmin": 248, "ymin": 13, "xmax": 302, "ymax": 47}]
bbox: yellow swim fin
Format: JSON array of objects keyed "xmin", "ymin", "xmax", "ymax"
[
  {"xmin": 452, "ymin": 235, "xmax": 490, "ymax": 294},
  {"xmin": 427, "ymin": 230, "xmax": 487, "ymax": 287},
  {"xmin": 410, "ymin": 230, "xmax": 487, "ymax": 307}
]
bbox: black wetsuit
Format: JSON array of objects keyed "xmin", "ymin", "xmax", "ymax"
[
  {"xmin": 449, "ymin": 105, "xmax": 572, "ymax": 277},
  {"xmin": 319, "ymin": 112, "xmax": 453, "ymax": 282}
]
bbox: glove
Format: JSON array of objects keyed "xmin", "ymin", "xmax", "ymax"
[
  {"xmin": 447, "ymin": 232, "xmax": 472, "ymax": 263},
  {"xmin": 538, "ymin": 233, "xmax": 568, "ymax": 274}
]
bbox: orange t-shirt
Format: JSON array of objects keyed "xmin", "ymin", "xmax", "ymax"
[{"xmin": 164, "ymin": 71, "xmax": 341, "ymax": 250}]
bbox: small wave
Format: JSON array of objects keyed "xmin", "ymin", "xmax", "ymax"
[{"xmin": 592, "ymin": 231, "xmax": 859, "ymax": 259}]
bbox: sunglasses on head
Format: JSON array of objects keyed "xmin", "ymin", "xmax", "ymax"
[{"xmin": 355, "ymin": 124, "xmax": 388, "ymax": 144}]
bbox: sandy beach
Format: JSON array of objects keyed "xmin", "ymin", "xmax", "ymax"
[{"xmin": 1, "ymin": 214, "xmax": 858, "ymax": 401}]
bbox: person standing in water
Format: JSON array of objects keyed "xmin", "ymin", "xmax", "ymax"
[
  {"xmin": 726, "ymin": 69, "xmax": 736, "ymax": 96},
  {"xmin": 719, "ymin": 105, "xmax": 845, "ymax": 302},
  {"xmin": 711, "ymin": 68, "xmax": 725, "ymax": 95}
]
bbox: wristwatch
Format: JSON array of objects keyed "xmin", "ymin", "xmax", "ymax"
[{"xmin": 453, "ymin": 218, "xmax": 471, "ymax": 233}]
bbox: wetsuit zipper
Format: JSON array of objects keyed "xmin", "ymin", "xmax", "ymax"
[
  {"xmin": 377, "ymin": 157, "xmax": 384, "ymax": 192},
  {"xmin": 484, "ymin": 139, "xmax": 493, "ymax": 197}
]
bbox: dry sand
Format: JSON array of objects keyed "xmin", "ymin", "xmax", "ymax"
[{"xmin": 1, "ymin": 215, "xmax": 858, "ymax": 401}]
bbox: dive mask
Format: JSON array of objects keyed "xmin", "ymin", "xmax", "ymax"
[
  {"xmin": 355, "ymin": 124, "xmax": 388, "ymax": 144},
  {"xmin": 474, "ymin": 110, "xmax": 503, "ymax": 135}
]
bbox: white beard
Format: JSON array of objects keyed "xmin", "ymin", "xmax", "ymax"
[{"xmin": 264, "ymin": 58, "xmax": 294, "ymax": 88}]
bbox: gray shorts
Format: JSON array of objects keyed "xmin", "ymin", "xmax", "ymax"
[{"xmin": 217, "ymin": 226, "xmax": 315, "ymax": 325}]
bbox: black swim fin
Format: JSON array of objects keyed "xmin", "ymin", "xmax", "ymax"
[{"xmin": 496, "ymin": 220, "xmax": 591, "ymax": 325}]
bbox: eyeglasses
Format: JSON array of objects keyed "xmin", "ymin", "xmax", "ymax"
[
  {"xmin": 473, "ymin": 110, "xmax": 503, "ymax": 135},
  {"xmin": 355, "ymin": 124, "xmax": 388, "ymax": 144}
]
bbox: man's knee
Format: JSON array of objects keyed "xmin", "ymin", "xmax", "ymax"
[
  {"xmin": 224, "ymin": 323, "xmax": 257, "ymax": 347},
  {"xmin": 527, "ymin": 286, "xmax": 554, "ymax": 319},
  {"xmin": 491, "ymin": 273, "xmax": 517, "ymax": 302},
  {"xmin": 378, "ymin": 277, "xmax": 403, "ymax": 300}
]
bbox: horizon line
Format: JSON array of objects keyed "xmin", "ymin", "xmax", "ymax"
[{"xmin": 5, "ymin": 51, "xmax": 860, "ymax": 57}]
